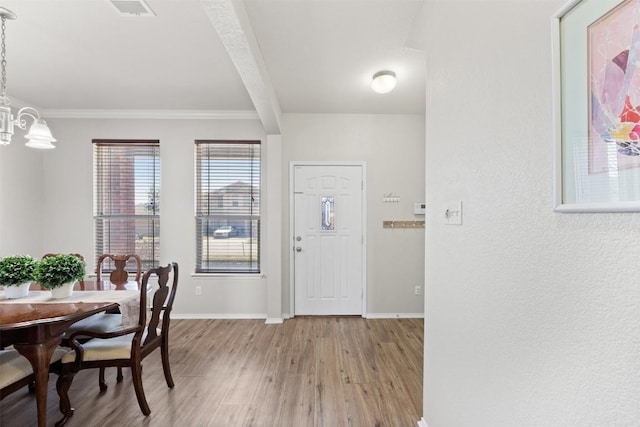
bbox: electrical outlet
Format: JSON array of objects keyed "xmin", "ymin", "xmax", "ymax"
[
  {"xmin": 414, "ymin": 285, "xmax": 421, "ymax": 295},
  {"xmin": 195, "ymin": 286, "xmax": 202, "ymax": 296}
]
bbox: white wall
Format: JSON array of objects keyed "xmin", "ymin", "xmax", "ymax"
[
  {"xmin": 282, "ymin": 114, "xmax": 425, "ymax": 316},
  {"xmin": 422, "ymin": 1, "xmax": 640, "ymax": 426},
  {"xmin": 1, "ymin": 113, "xmax": 425, "ymax": 317},
  {"xmin": 38, "ymin": 118, "xmax": 269, "ymax": 317},
  {"xmin": 0, "ymin": 136, "xmax": 43, "ymax": 257}
]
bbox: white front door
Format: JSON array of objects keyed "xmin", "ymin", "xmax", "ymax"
[{"xmin": 293, "ymin": 164, "xmax": 364, "ymax": 315}]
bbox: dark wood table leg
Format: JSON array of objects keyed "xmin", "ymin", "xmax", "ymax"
[{"xmin": 14, "ymin": 337, "xmax": 62, "ymax": 427}]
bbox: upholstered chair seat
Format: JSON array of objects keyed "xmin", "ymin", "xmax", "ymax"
[{"xmin": 0, "ymin": 347, "xmax": 69, "ymax": 399}]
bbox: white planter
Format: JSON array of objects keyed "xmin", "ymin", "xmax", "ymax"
[
  {"xmin": 4, "ymin": 282, "xmax": 30, "ymax": 299},
  {"xmin": 50, "ymin": 281, "xmax": 75, "ymax": 299}
]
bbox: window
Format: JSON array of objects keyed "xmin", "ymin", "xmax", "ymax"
[
  {"xmin": 195, "ymin": 140, "xmax": 260, "ymax": 273},
  {"xmin": 94, "ymin": 140, "xmax": 160, "ymax": 271}
]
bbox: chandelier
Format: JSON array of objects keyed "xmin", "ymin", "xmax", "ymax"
[{"xmin": 0, "ymin": 7, "xmax": 56, "ymax": 149}]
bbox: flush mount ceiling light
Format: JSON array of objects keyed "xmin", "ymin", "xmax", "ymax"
[
  {"xmin": 0, "ymin": 7, "xmax": 56, "ymax": 149},
  {"xmin": 371, "ymin": 70, "xmax": 397, "ymax": 94}
]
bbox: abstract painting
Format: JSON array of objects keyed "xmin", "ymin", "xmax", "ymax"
[{"xmin": 589, "ymin": 0, "xmax": 640, "ymax": 173}]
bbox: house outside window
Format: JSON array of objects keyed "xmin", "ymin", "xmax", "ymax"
[
  {"xmin": 94, "ymin": 140, "xmax": 160, "ymax": 271},
  {"xmin": 195, "ymin": 140, "xmax": 260, "ymax": 273}
]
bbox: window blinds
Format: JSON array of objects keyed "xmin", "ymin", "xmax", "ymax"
[
  {"xmin": 94, "ymin": 140, "xmax": 160, "ymax": 271},
  {"xmin": 195, "ymin": 140, "xmax": 260, "ymax": 273}
]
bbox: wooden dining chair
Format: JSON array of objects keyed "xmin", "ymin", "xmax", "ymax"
[
  {"xmin": 56, "ymin": 262, "xmax": 178, "ymax": 424},
  {"xmin": 41, "ymin": 253, "xmax": 86, "ymax": 290},
  {"xmin": 96, "ymin": 253, "xmax": 142, "ymax": 286},
  {"xmin": 63, "ymin": 253, "xmax": 138, "ymax": 342},
  {"xmin": 93, "ymin": 253, "xmax": 143, "ymax": 385}
]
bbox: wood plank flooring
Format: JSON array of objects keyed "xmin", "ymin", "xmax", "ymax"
[{"xmin": 0, "ymin": 317, "xmax": 423, "ymax": 427}]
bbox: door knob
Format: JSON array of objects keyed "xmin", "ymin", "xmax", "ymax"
[
  {"xmin": 296, "ymin": 236, "xmax": 302, "ymax": 241},
  {"xmin": 296, "ymin": 247, "xmax": 302, "ymax": 252}
]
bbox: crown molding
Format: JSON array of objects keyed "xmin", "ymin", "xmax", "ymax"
[{"xmin": 39, "ymin": 109, "xmax": 259, "ymax": 120}]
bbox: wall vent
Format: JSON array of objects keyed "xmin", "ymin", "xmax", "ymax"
[{"xmin": 110, "ymin": 0, "xmax": 155, "ymax": 17}]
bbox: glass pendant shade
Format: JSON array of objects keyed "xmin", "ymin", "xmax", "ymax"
[{"xmin": 24, "ymin": 121, "xmax": 56, "ymax": 149}]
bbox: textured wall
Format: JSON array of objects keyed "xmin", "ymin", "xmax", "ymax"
[{"xmin": 423, "ymin": 1, "xmax": 640, "ymax": 426}]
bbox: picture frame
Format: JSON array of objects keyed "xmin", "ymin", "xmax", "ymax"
[{"xmin": 552, "ymin": 0, "xmax": 640, "ymax": 212}]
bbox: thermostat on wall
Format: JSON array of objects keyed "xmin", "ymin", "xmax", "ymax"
[{"xmin": 414, "ymin": 203, "xmax": 426, "ymax": 215}]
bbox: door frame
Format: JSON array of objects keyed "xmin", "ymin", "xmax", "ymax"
[{"xmin": 289, "ymin": 161, "xmax": 367, "ymax": 317}]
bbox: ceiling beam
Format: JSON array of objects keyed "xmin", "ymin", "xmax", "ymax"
[
  {"xmin": 200, "ymin": 0, "xmax": 282, "ymax": 134},
  {"xmin": 404, "ymin": 0, "xmax": 428, "ymax": 52}
]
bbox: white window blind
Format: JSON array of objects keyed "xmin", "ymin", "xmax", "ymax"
[
  {"xmin": 94, "ymin": 140, "xmax": 160, "ymax": 271},
  {"xmin": 195, "ymin": 140, "xmax": 260, "ymax": 273}
]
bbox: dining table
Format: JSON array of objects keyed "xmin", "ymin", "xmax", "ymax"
[{"xmin": 0, "ymin": 281, "xmax": 141, "ymax": 427}]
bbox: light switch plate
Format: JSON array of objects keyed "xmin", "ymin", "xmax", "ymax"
[{"xmin": 444, "ymin": 201, "xmax": 462, "ymax": 225}]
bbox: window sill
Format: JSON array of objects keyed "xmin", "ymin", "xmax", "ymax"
[{"xmin": 190, "ymin": 273, "xmax": 265, "ymax": 280}]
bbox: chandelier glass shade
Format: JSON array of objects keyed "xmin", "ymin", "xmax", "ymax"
[{"xmin": 0, "ymin": 7, "xmax": 56, "ymax": 149}]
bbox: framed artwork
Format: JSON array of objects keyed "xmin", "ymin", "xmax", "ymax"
[{"xmin": 552, "ymin": 0, "xmax": 640, "ymax": 211}]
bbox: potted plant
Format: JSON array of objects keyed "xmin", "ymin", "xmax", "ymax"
[
  {"xmin": 0, "ymin": 255, "xmax": 36, "ymax": 298},
  {"xmin": 34, "ymin": 254, "xmax": 86, "ymax": 299}
]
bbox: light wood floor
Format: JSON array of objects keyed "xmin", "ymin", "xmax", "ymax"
[{"xmin": 0, "ymin": 317, "xmax": 423, "ymax": 427}]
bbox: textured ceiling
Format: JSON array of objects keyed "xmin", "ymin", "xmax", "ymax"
[
  {"xmin": 244, "ymin": 0, "xmax": 426, "ymax": 114},
  {"xmin": 0, "ymin": 0, "xmax": 425, "ymax": 118}
]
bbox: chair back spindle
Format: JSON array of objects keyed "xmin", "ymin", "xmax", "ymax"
[
  {"xmin": 142, "ymin": 263, "xmax": 178, "ymax": 346},
  {"xmin": 97, "ymin": 254, "xmax": 142, "ymax": 286}
]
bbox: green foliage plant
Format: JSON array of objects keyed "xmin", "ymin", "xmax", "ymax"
[
  {"xmin": 34, "ymin": 254, "xmax": 86, "ymax": 289},
  {"xmin": 0, "ymin": 255, "xmax": 36, "ymax": 286}
]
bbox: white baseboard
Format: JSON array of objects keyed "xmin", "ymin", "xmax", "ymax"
[
  {"xmin": 173, "ymin": 313, "xmax": 424, "ymax": 320},
  {"xmin": 365, "ymin": 313, "xmax": 424, "ymax": 319},
  {"xmin": 172, "ymin": 313, "xmax": 267, "ymax": 320},
  {"xmin": 417, "ymin": 417, "xmax": 429, "ymax": 427}
]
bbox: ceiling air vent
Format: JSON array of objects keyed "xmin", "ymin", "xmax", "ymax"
[{"xmin": 110, "ymin": 0, "xmax": 155, "ymax": 17}]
